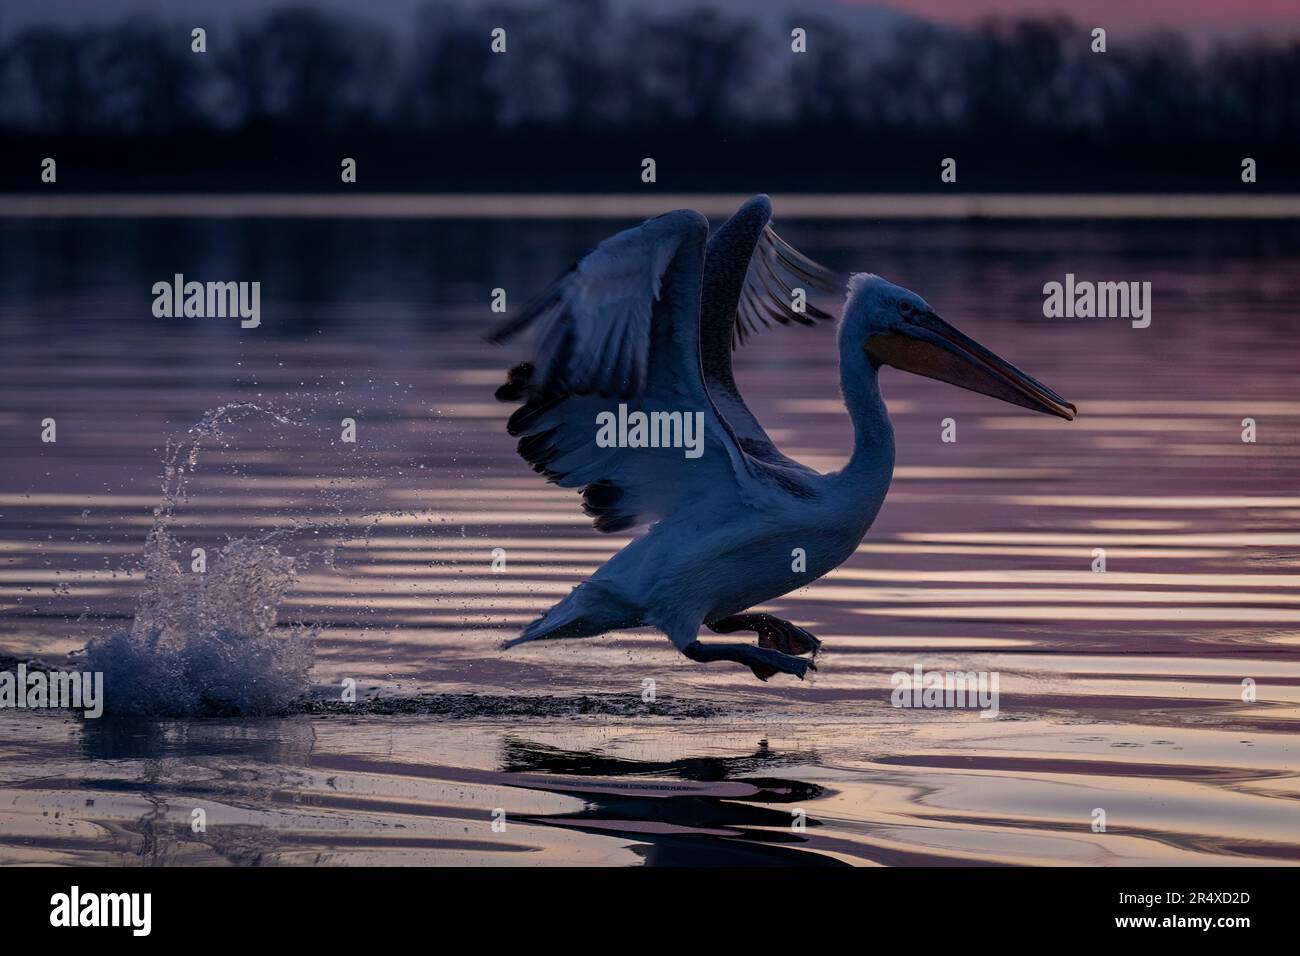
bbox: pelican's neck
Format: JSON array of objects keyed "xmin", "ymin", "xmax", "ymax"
[{"xmin": 835, "ymin": 337, "xmax": 895, "ymax": 486}]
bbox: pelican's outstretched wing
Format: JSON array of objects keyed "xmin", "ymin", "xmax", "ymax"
[
  {"xmin": 490, "ymin": 210, "xmax": 763, "ymax": 532},
  {"xmin": 736, "ymin": 228, "xmax": 840, "ymax": 346},
  {"xmin": 700, "ymin": 195, "xmax": 841, "ymax": 465},
  {"xmin": 487, "ymin": 212, "xmax": 697, "ymax": 398}
]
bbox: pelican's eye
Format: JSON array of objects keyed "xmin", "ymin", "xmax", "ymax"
[{"xmin": 897, "ymin": 300, "xmax": 916, "ymax": 318}]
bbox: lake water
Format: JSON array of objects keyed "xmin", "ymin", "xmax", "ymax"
[{"xmin": 1, "ymin": 211, "xmax": 1297, "ymax": 865}]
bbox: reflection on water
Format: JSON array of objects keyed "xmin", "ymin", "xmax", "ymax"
[
  {"xmin": 493, "ymin": 739, "xmax": 843, "ymax": 867},
  {"xmin": 5, "ymin": 710, "xmax": 1295, "ymax": 866},
  {"xmin": 0, "ymin": 216, "xmax": 1298, "ymax": 865}
]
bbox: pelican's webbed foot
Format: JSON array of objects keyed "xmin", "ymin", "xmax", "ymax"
[
  {"xmin": 681, "ymin": 640, "xmax": 815, "ymax": 681},
  {"xmin": 707, "ymin": 613, "xmax": 822, "ymax": 658}
]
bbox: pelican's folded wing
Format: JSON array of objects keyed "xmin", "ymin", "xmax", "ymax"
[{"xmin": 491, "ymin": 210, "xmax": 762, "ymax": 532}]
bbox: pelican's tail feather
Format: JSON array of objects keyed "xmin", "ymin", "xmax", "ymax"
[
  {"xmin": 501, "ymin": 609, "xmax": 577, "ymax": 649},
  {"xmin": 500, "ymin": 587, "xmax": 594, "ymax": 649},
  {"xmin": 500, "ymin": 583, "xmax": 633, "ymax": 650}
]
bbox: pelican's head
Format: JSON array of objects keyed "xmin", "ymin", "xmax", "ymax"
[{"xmin": 845, "ymin": 273, "xmax": 1076, "ymax": 420}]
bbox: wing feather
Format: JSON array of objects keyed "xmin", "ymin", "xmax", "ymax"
[
  {"xmin": 699, "ymin": 196, "xmax": 841, "ymax": 477},
  {"xmin": 490, "ymin": 210, "xmax": 764, "ymax": 532},
  {"xmin": 733, "ymin": 224, "xmax": 840, "ymax": 346}
]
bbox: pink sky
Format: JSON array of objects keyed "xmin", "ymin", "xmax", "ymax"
[{"xmin": 872, "ymin": 0, "xmax": 1300, "ymax": 37}]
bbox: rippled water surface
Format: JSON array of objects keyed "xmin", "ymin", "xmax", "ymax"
[{"xmin": 1, "ymin": 214, "xmax": 1297, "ymax": 865}]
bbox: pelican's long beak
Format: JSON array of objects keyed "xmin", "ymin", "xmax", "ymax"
[{"xmin": 867, "ymin": 312, "xmax": 1076, "ymax": 420}]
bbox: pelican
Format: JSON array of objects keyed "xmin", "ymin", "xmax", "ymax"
[{"xmin": 490, "ymin": 196, "xmax": 1075, "ymax": 680}]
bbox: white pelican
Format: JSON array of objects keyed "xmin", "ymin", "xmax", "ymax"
[{"xmin": 490, "ymin": 196, "xmax": 1075, "ymax": 680}]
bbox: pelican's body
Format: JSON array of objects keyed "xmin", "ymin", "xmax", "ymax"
[
  {"xmin": 571, "ymin": 446, "xmax": 889, "ymax": 637},
  {"xmin": 492, "ymin": 197, "xmax": 1074, "ymax": 679}
]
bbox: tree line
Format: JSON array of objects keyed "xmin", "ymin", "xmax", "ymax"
[{"xmin": 2, "ymin": 1, "xmax": 1296, "ymax": 190}]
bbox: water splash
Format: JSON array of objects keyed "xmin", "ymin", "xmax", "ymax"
[{"xmin": 85, "ymin": 405, "xmax": 316, "ymax": 717}]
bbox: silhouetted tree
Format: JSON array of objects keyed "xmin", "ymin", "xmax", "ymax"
[
  {"xmin": 401, "ymin": 2, "xmax": 505, "ymax": 130},
  {"xmin": 3, "ymin": 27, "xmax": 95, "ymax": 130},
  {"xmin": 88, "ymin": 20, "xmax": 204, "ymax": 132},
  {"xmin": 631, "ymin": 8, "xmax": 758, "ymax": 127},
  {"xmin": 217, "ymin": 7, "xmax": 393, "ymax": 130}
]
